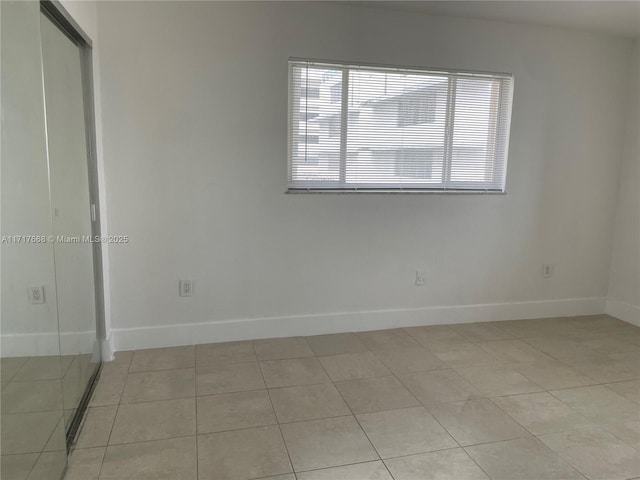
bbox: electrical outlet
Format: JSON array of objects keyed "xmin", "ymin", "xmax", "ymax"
[
  {"xmin": 179, "ymin": 279, "xmax": 193, "ymax": 297},
  {"xmin": 28, "ymin": 286, "xmax": 45, "ymax": 304},
  {"xmin": 543, "ymin": 264, "xmax": 554, "ymax": 278},
  {"xmin": 415, "ymin": 271, "xmax": 426, "ymax": 286}
]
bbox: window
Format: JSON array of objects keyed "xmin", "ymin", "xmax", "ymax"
[{"xmin": 288, "ymin": 59, "xmax": 514, "ymax": 192}]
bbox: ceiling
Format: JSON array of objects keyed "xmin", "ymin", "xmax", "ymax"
[{"xmin": 351, "ymin": 1, "xmax": 640, "ymax": 39}]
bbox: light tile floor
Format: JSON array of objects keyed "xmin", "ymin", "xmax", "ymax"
[
  {"xmin": 64, "ymin": 315, "xmax": 640, "ymax": 480},
  {"xmin": 1, "ymin": 354, "xmax": 98, "ymax": 480}
]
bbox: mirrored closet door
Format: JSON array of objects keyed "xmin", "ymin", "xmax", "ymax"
[{"xmin": 1, "ymin": 2, "xmax": 103, "ymax": 479}]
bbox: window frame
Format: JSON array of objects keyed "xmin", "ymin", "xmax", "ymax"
[{"xmin": 287, "ymin": 58, "xmax": 514, "ymax": 194}]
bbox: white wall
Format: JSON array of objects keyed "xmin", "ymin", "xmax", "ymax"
[
  {"xmin": 607, "ymin": 39, "xmax": 640, "ymax": 325},
  {"xmin": 95, "ymin": 2, "xmax": 634, "ymax": 350}
]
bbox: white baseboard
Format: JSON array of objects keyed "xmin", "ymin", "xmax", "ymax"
[
  {"xmin": 59, "ymin": 331, "xmax": 97, "ymax": 355},
  {"xmin": 1, "ymin": 332, "xmax": 60, "ymax": 357},
  {"xmin": 1, "ymin": 331, "xmax": 96, "ymax": 357},
  {"xmin": 605, "ymin": 298, "xmax": 640, "ymax": 327},
  {"xmin": 112, "ymin": 296, "xmax": 606, "ymax": 351}
]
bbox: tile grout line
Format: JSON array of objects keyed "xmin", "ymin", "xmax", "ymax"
[
  {"xmin": 252, "ymin": 339, "xmax": 296, "ymax": 479},
  {"xmin": 95, "ymin": 351, "xmax": 133, "ymax": 479},
  {"xmin": 312, "ymin": 343, "xmax": 396, "ymax": 479}
]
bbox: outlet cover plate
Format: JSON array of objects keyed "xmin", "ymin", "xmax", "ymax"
[
  {"xmin": 179, "ymin": 279, "xmax": 193, "ymax": 297},
  {"xmin": 28, "ymin": 286, "xmax": 45, "ymax": 304}
]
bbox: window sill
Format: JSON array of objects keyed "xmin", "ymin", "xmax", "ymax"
[{"xmin": 285, "ymin": 189, "xmax": 507, "ymax": 195}]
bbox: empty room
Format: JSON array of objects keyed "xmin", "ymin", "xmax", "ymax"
[{"xmin": 1, "ymin": 1, "xmax": 639, "ymax": 479}]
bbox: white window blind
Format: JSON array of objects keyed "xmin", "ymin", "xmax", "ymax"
[{"xmin": 288, "ymin": 59, "xmax": 514, "ymax": 192}]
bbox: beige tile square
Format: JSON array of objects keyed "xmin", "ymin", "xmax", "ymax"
[
  {"xmin": 1, "ymin": 357, "xmax": 29, "ymax": 382},
  {"xmin": 466, "ymin": 437, "xmax": 584, "ymax": 480},
  {"xmin": 1, "ymin": 380, "xmax": 63, "ymax": 414},
  {"xmin": 197, "ymin": 390, "xmax": 276, "ymax": 433},
  {"xmin": 195, "ymin": 341, "xmax": 256, "ymax": 366},
  {"xmin": 496, "ymin": 318, "xmax": 572, "ymax": 339},
  {"xmin": 373, "ymin": 348, "xmax": 446, "ymax": 375},
  {"xmin": 561, "ymin": 351, "xmax": 640, "ymax": 383},
  {"xmin": 318, "ymin": 352, "xmax": 390, "ymax": 382},
  {"xmin": 306, "ymin": 333, "xmax": 369, "ymax": 356},
  {"xmin": 281, "ymin": 416, "xmax": 378, "ymax": 471},
  {"xmin": 454, "ymin": 365, "xmax": 544, "ymax": 397},
  {"xmin": 357, "ymin": 329, "xmax": 420, "ymax": 351},
  {"xmin": 581, "ymin": 335, "xmax": 640, "ymax": 355},
  {"xmin": 477, "ymin": 339, "xmax": 551, "ymax": 364},
  {"xmin": 90, "ymin": 368, "xmax": 128, "ymax": 406},
  {"xmin": 523, "ymin": 336, "xmax": 596, "ymax": 358},
  {"xmin": 27, "ymin": 450, "xmax": 66, "ymax": 480},
  {"xmin": 385, "ymin": 448, "xmax": 490, "ymax": 480},
  {"xmin": 43, "ymin": 418, "xmax": 66, "ymax": 452},
  {"xmin": 539, "ymin": 427, "xmax": 640, "ymax": 480},
  {"xmin": 515, "ymin": 358, "xmax": 596, "ymax": 390},
  {"xmin": 550, "ymin": 385, "xmax": 640, "ymax": 423},
  {"xmin": 492, "ymin": 392, "xmax": 591, "ymax": 435},
  {"xmin": 261, "ymin": 358, "xmax": 330, "ymax": 388},
  {"xmin": 129, "ymin": 346, "xmax": 194, "ymax": 373},
  {"xmin": 75, "ymin": 406, "xmax": 118, "ymax": 448},
  {"xmin": 296, "ymin": 461, "xmax": 393, "ymax": 480},
  {"xmin": 121, "ymin": 368, "xmax": 194, "ymax": 403},
  {"xmin": 111, "ymin": 350, "xmax": 134, "ymax": 366},
  {"xmin": 573, "ymin": 315, "xmax": 630, "ymax": 332},
  {"xmin": 254, "ymin": 337, "xmax": 313, "ymax": 361},
  {"xmin": 62, "ymin": 365, "xmax": 84, "ymax": 415},
  {"xmin": 400, "ymin": 370, "xmax": 484, "ymax": 408},
  {"xmin": 357, "ymin": 406, "xmax": 457, "ymax": 458},
  {"xmin": 269, "ymin": 383, "xmax": 350, "ymax": 423},
  {"xmin": 0, "ymin": 453, "xmax": 39, "ymax": 480},
  {"xmin": 258, "ymin": 476, "xmax": 296, "ymax": 480},
  {"xmin": 430, "ymin": 399, "xmax": 530, "ymax": 446},
  {"xmin": 12, "ymin": 356, "xmax": 71, "ymax": 381},
  {"xmin": 427, "ymin": 343, "xmax": 499, "ymax": 368},
  {"xmin": 334, "ymin": 376, "xmax": 420, "ymax": 414},
  {"xmin": 100, "ymin": 436, "xmax": 197, "ymax": 480},
  {"xmin": 109, "ymin": 398, "xmax": 196, "ymax": 445},
  {"xmin": 606, "ymin": 380, "xmax": 640, "ymax": 405},
  {"xmin": 196, "ymin": 361, "xmax": 265, "ymax": 396},
  {"xmin": 0, "ymin": 411, "xmax": 61, "ymax": 454},
  {"xmin": 65, "ymin": 447, "xmax": 106, "ymax": 480},
  {"xmin": 614, "ymin": 331, "xmax": 640, "ymax": 347},
  {"xmin": 603, "ymin": 420, "xmax": 640, "ymax": 450},
  {"xmin": 450, "ymin": 323, "xmax": 513, "ymax": 342},
  {"xmin": 100, "ymin": 352, "xmax": 132, "ymax": 375},
  {"xmin": 404, "ymin": 326, "xmax": 468, "ymax": 346},
  {"xmin": 198, "ymin": 425, "xmax": 292, "ymax": 480}
]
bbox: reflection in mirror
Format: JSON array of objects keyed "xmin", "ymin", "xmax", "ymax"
[
  {"xmin": 40, "ymin": 8, "xmax": 100, "ymax": 431},
  {"xmin": 1, "ymin": 2, "xmax": 68, "ymax": 478}
]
